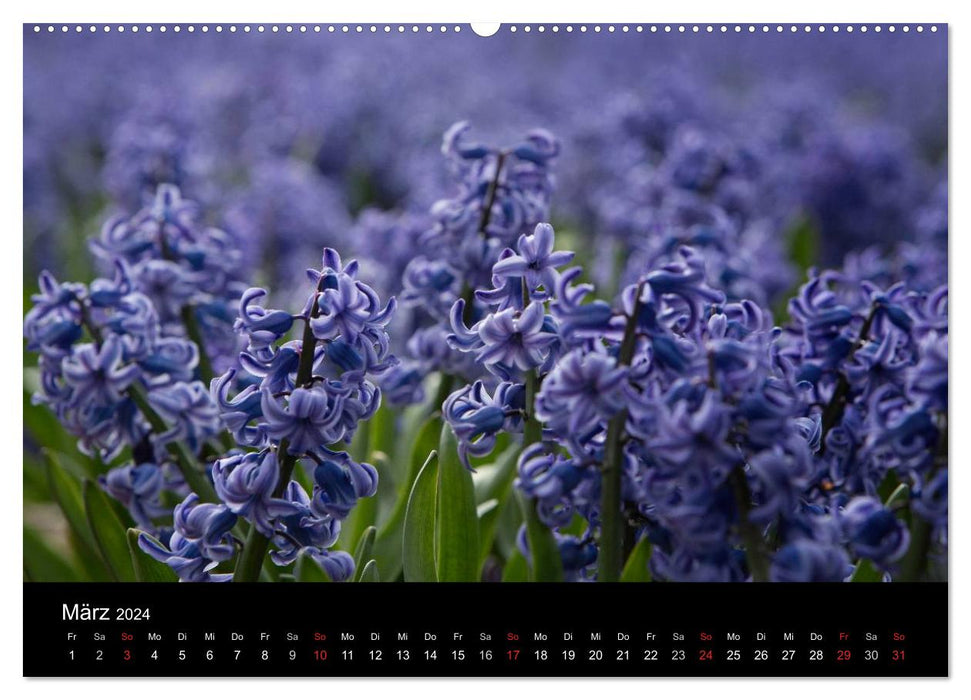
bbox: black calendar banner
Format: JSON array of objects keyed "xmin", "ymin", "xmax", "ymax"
[{"xmin": 24, "ymin": 583, "xmax": 947, "ymax": 677}]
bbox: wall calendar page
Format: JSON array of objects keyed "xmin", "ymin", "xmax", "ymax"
[{"xmin": 21, "ymin": 20, "xmax": 949, "ymax": 680}]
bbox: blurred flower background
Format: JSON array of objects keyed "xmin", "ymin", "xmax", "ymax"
[{"xmin": 23, "ymin": 27, "xmax": 947, "ymax": 583}]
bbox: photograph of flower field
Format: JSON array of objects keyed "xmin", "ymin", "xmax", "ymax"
[{"xmin": 23, "ymin": 26, "xmax": 947, "ymax": 584}]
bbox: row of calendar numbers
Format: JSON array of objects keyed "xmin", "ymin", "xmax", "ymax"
[{"xmin": 67, "ymin": 646, "xmax": 908, "ymax": 663}]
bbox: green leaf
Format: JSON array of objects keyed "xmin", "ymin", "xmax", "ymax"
[
  {"xmin": 402, "ymin": 450, "xmax": 439, "ymax": 582},
  {"xmin": 501, "ymin": 550, "xmax": 529, "ymax": 582},
  {"xmin": 358, "ymin": 559, "xmax": 379, "ymax": 582},
  {"xmin": 787, "ymin": 215, "xmax": 819, "ymax": 276},
  {"xmin": 884, "ymin": 483, "xmax": 911, "ymax": 509},
  {"xmin": 493, "ymin": 495, "xmax": 523, "ymax": 561},
  {"xmin": 620, "ymin": 535, "xmax": 653, "ymax": 582},
  {"xmin": 849, "ymin": 558, "xmax": 884, "ymax": 582},
  {"xmin": 477, "ymin": 499, "xmax": 499, "ymax": 519},
  {"xmin": 473, "ymin": 445, "xmax": 520, "ymax": 567},
  {"xmin": 347, "ymin": 410, "xmax": 371, "ymax": 463},
  {"xmin": 295, "ymin": 552, "xmax": 334, "ymax": 582},
  {"xmin": 23, "ymin": 526, "xmax": 79, "ymax": 582},
  {"xmin": 436, "ymin": 425, "xmax": 480, "ymax": 582},
  {"xmin": 83, "ymin": 479, "xmax": 136, "ymax": 581},
  {"xmin": 517, "ymin": 491, "xmax": 564, "ymax": 582},
  {"xmin": 24, "ymin": 453, "xmax": 51, "ymax": 503},
  {"xmin": 373, "ymin": 416, "xmax": 442, "ymax": 580},
  {"xmin": 24, "ymin": 385, "xmax": 83, "ymax": 464},
  {"xmin": 43, "ymin": 450, "xmax": 100, "ymax": 558},
  {"xmin": 774, "ymin": 215, "xmax": 821, "ymax": 322},
  {"xmin": 126, "ymin": 529, "xmax": 177, "ymax": 582},
  {"xmin": 477, "ymin": 501, "xmax": 501, "ymax": 570},
  {"xmin": 473, "ymin": 442, "xmax": 520, "ymax": 505},
  {"xmin": 68, "ymin": 530, "xmax": 112, "ymax": 581},
  {"xmin": 391, "ymin": 392, "xmax": 435, "ymax": 466},
  {"xmin": 353, "ymin": 526, "xmax": 377, "ymax": 582},
  {"xmin": 367, "ymin": 402, "xmax": 396, "ymax": 464}
]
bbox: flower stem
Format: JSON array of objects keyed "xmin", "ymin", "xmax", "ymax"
[
  {"xmin": 126, "ymin": 381, "xmax": 217, "ymax": 502},
  {"xmin": 156, "ymin": 224, "xmax": 217, "ymax": 390},
  {"xmin": 897, "ymin": 412, "xmax": 946, "ymax": 582},
  {"xmin": 897, "ymin": 516, "xmax": 933, "ymax": 582},
  {"xmin": 76, "ymin": 299, "xmax": 218, "ymax": 501},
  {"xmin": 430, "ymin": 373, "xmax": 455, "ymax": 415},
  {"xmin": 729, "ymin": 464, "xmax": 770, "ymax": 582},
  {"xmin": 523, "ymin": 371, "xmax": 542, "ymax": 447},
  {"xmin": 459, "ymin": 151, "xmax": 508, "ymax": 326},
  {"xmin": 599, "ymin": 283, "xmax": 644, "ymax": 582},
  {"xmin": 180, "ymin": 304, "xmax": 215, "ymax": 386},
  {"xmin": 819, "ymin": 306, "xmax": 877, "ymax": 455},
  {"xmin": 477, "ymin": 152, "xmax": 507, "ymax": 238},
  {"xmin": 518, "ymin": 367, "xmax": 564, "ymax": 581},
  {"xmin": 233, "ymin": 290, "xmax": 322, "ymax": 582}
]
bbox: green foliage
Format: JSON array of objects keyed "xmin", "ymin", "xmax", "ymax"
[
  {"xmin": 127, "ymin": 529, "xmax": 178, "ymax": 582},
  {"xmin": 620, "ymin": 535, "xmax": 653, "ymax": 582},
  {"xmin": 849, "ymin": 559, "xmax": 884, "ymax": 582},
  {"xmin": 501, "ymin": 550, "xmax": 529, "ymax": 582},
  {"xmin": 774, "ymin": 215, "xmax": 821, "ymax": 322},
  {"xmin": 476, "ymin": 499, "xmax": 500, "ymax": 566},
  {"xmin": 435, "ymin": 425, "xmax": 480, "ymax": 582},
  {"xmin": 352, "ymin": 526, "xmax": 377, "ymax": 579},
  {"xmin": 884, "ymin": 483, "xmax": 911, "ymax": 510},
  {"xmin": 83, "ymin": 479, "xmax": 135, "ymax": 581},
  {"xmin": 787, "ymin": 215, "xmax": 819, "ymax": 276},
  {"xmin": 373, "ymin": 416, "xmax": 442, "ymax": 580},
  {"xmin": 23, "ymin": 526, "xmax": 78, "ymax": 582},
  {"xmin": 357, "ymin": 559, "xmax": 379, "ymax": 582},
  {"xmin": 27, "ymin": 371, "xmax": 542, "ymax": 584},
  {"xmin": 295, "ymin": 552, "xmax": 334, "ymax": 582},
  {"xmin": 473, "ymin": 444, "xmax": 520, "ymax": 569},
  {"xmin": 42, "ymin": 450, "xmax": 111, "ymax": 580},
  {"xmin": 517, "ymin": 491, "xmax": 564, "ymax": 582},
  {"xmin": 402, "ymin": 450, "xmax": 439, "ymax": 582}
]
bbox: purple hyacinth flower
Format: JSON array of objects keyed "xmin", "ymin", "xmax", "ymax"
[
  {"xmin": 99, "ymin": 462, "xmax": 169, "ymax": 530},
  {"xmin": 260, "ymin": 385, "xmax": 351, "ymax": 455},
  {"xmin": 149, "ymin": 380, "xmax": 221, "ymax": 452},
  {"xmin": 449, "ymin": 299, "xmax": 556, "ymax": 376},
  {"xmin": 269, "ymin": 481, "xmax": 344, "ymax": 566},
  {"xmin": 61, "ymin": 336, "xmax": 141, "ymax": 407},
  {"xmin": 234, "ymin": 287, "xmax": 294, "ymax": 351},
  {"xmin": 310, "ymin": 456, "xmax": 379, "ymax": 520},
  {"xmin": 770, "ymin": 540, "xmax": 852, "ymax": 582},
  {"xmin": 211, "ymin": 451, "xmax": 302, "ymax": 537},
  {"xmin": 534, "ymin": 348, "xmax": 627, "ymax": 438},
  {"xmin": 307, "ymin": 248, "xmax": 395, "ymax": 345},
  {"xmin": 300, "ymin": 548, "xmax": 356, "ymax": 582},
  {"xmin": 444, "ymin": 381, "xmax": 525, "ymax": 468},
  {"xmin": 138, "ymin": 493, "xmax": 237, "ymax": 582},
  {"xmin": 516, "ymin": 443, "xmax": 585, "ymax": 502},
  {"xmin": 492, "ymin": 223, "xmax": 574, "ymax": 298},
  {"xmin": 210, "ymin": 369, "xmax": 266, "ymax": 447},
  {"xmin": 839, "ymin": 497, "xmax": 911, "ymax": 567}
]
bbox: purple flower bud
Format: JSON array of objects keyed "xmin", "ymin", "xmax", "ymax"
[
  {"xmin": 444, "ymin": 381, "xmax": 524, "ymax": 468},
  {"xmin": 770, "ymin": 540, "xmax": 852, "ymax": 582},
  {"xmin": 212, "ymin": 451, "xmax": 302, "ymax": 537},
  {"xmin": 138, "ymin": 493, "xmax": 237, "ymax": 582},
  {"xmin": 234, "ymin": 287, "xmax": 294, "ymax": 351},
  {"xmin": 310, "ymin": 456, "xmax": 378, "ymax": 520},
  {"xmin": 839, "ymin": 497, "xmax": 910, "ymax": 567},
  {"xmin": 491, "ymin": 223, "xmax": 574, "ymax": 301}
]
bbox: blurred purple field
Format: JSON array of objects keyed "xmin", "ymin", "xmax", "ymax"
[{"xmin": 23, "ymin": 27, "xmax": 947, "ymax": 584}]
